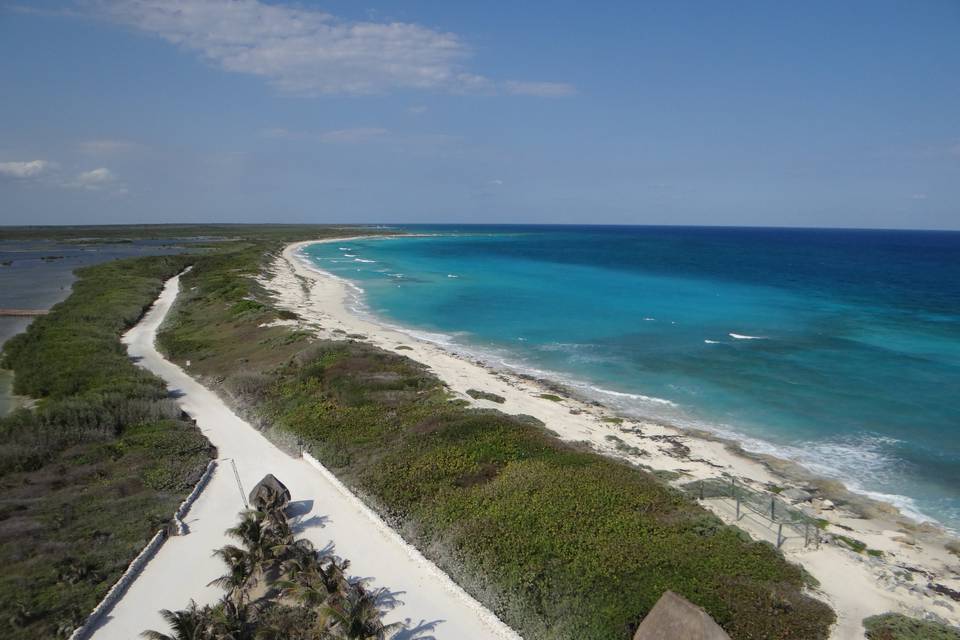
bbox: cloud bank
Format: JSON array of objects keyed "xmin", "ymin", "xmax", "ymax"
[
  {"xmin": 0, "ymin": 159, "xmax": 125, "ymax": 195},
  {"xmin": 0, "ymin": 160, "xmax": 53, "ymax": 179},
  {"xmin": 87, "ymin": 0, "xmax": 573, "ymax": 97}
]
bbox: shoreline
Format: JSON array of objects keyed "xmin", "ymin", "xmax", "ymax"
[
  {"xmin": 289, "ymin": 236, "xmax": 948, "ymax": 532},
  {"xmin": 272, "ymin": 238, "xmax": 960, "ymax": 638}
]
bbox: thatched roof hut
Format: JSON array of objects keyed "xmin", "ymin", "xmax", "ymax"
[
  {"xmin": 633, "ymin": 591, "xmax": 730, "ymax": 640},
  {"xmin": 249, "ymin": 474, "xmax": 291, "ymax": 511}
]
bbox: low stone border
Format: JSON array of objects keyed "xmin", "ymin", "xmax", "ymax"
[
  {"xmin": 68, "ymin": 459, "xmax": 218, "ymax": 639},
  {"xmin": 174, "ymin": 460, "xmax": 218, "ymax": 535},
  {"xmin": 67, "ymin": 529, "xmax": 168, "ymax": 640}
]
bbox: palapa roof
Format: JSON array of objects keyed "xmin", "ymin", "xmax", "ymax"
[
  {"xmin": 249, "ymin": 473, "xmax": 291, "ymax": 510},
  {"xmin": 633, "ymin": 591, "xmax": 731, "ymax": 640}
]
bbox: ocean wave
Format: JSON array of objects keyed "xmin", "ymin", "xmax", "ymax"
[
  {"xmin": 709, "ymin": 430, "xmax": 943, "ymax": 527},
  {"xmin": 447, "ymin": 274, "xmax": 459, "ymax": 278},
  {"xmin": 586, "ymin": 385, "xmax": 677, "ymax": 406},
  {"xmin": 729, "ymin": 333, "xmax": 767, "ymax": 340},
  {"xmin": 536, "ymin": 341, "xmax": 588, "ymax": 352},
  {"xmin": 344, "ymin": 253, "xmax": 357, "ymax": 257},
  {"xmin": 643, "ymin": 317, "xmax": 656, "ymax": 321},
  {"xmin": 354, "ymin": 258, "xmax": 376, "ymax": 263},
  {"xmin": 704, "ymin": 339, "xmax": 720, "ymax": 344}
]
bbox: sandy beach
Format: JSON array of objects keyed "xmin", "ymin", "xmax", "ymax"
[
  {"xmin": 94, "ymin": 270, "xmax": 522, "ymax": 640},
  {"xmin": 266, "ymin": 238, "xmax": 960, "ymax": 639}
]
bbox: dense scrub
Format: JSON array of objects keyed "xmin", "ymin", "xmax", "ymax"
[
  {"xmin": 0, "ymin": 255, "xmax": 212, "ymax": 639},
  {"xmin": 159, "ymin": 249, "xmax": 837, "ymax": 639},
  {"xmin": 864, "ymin": 613, "xmax": 960, "ymax": 640}
]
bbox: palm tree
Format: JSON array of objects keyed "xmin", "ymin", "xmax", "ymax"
[
  {"xmin": 320, "ymin": 558, "xmax": 352, "ymax": 598},
  {"xmin": 140, "ymin": 600, "xmax": 211, "ymax": 640},
  {"xmin": 209, "ymin": 544, "xmax": 257, "ymax": 605},
  {"xmin": 273, "ymin": 535, "xmax": 320, "ymax": 570},
  {"xmin": 318, "ymin": 586, "xmax": 402, "ymax": 640},
  {"xmin": 207, "ymin": 598, "xmax": 256, "ymax": 640}
]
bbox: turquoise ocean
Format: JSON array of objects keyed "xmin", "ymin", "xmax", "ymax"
[{"xmin": 302, "ymin": 226, "xmax": 960, "ymax": 529}]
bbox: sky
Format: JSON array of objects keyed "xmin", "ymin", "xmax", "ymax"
[{"xmin": 1, "ymin": 1, "xmax": 958, "ymax": 229}]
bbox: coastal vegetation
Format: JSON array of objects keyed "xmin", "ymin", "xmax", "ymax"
[
  {"xmin": 863, "ymin": 613, "xmax": 960, "ymax": 640},
  {"xmin": 157, "ymin": 242, "xmax": 836, "ymax": 640},
  {"xmin": 0, "ymin": 225, "xmax": 370, "ymax": 639},
  {"xmin": 0, "ymin": 255, "xmax": 212, "ymax": 639},
  {"xmin": 0, "ymin": 225, "xmax": 838, "ymax": 639},
  {"xmin": 143, "ymin": 481, "xmax": 397, "ymax": 640},
  {"xmin": 465, "ymin": 388, "xmax": 506, "ymax": 403}
]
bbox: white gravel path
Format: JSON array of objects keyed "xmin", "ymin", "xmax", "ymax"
[{"xmin": 90, "ymin": 272, "xmax": 522, "ymax": 640}]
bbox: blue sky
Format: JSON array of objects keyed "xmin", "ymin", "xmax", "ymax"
[{"xmin": 1, "ymin": 1, "xmax": 958, "ymax": 228}]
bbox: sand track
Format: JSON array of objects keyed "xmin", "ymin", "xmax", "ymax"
[{"xmin": 90, "ymin": 271, "xmax": 521, "ymax": 640}]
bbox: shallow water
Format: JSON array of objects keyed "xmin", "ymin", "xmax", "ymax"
[
  {"xmin": 0, "ymin": 238, "xmax": 193, "ymax": 415},
  {"xmin": 304, "ymin": 225, "xmax": 960, "ymax": 529}
]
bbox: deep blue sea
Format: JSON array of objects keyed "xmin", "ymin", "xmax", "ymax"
[{"xmin": 303, "ymin": 225, "xmax": 960, "ymax": 529}]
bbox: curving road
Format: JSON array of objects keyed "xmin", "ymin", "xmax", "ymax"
[{"xmin": 90, "ymin": 272, "xmax": 521, "ymax": 640}]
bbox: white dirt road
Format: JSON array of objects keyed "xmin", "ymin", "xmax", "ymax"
[{"xmin": 90, "ymin": 272, "xmax": 521, "ymax": 640}]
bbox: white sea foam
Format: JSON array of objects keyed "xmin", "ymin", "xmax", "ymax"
[
  {"xmin": 643, "ymin": 317, "xmax": 656, "ymax": 321},
  {"xmin": 587, "ymin": 385, "xmax": 677, "ymax": 406},
  {"xmin": 704, "ymin": 339, "xmax": 720, "ymax": 344},
  {"xmin": 447, "ymin": 274, "xmax": 459, "ymax": 278},
  {"xmin": 354, "ymin": 258, "xmax": 376, "ymax": 263},
  {"xmin": 344, "ymin": 253, "xmax": 357, "ymax": 257},
  {"xmin": 729, "ymin": 333, "xmax": 766, "ymax": 340}
]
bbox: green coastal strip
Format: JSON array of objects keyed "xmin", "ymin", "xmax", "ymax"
[
  {"xmin": 0, "ymin": 255, "xmax": 212, "ymax": 639},
  {"xmin": 157, "ymin": 240, "xmax": 836, "ymax": 640}
]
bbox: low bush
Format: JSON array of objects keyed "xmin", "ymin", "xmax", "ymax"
[
  {"xmin": 466, "ymin": 388, "xmax": 506, "ymax": 403},
  {"xmin": 864, "ymin": 613, "xmax": 960, "ymax": 640}
]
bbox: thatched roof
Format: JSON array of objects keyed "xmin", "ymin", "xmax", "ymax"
[
  {"xmin": 633, "ymin": 591, "xmax": 731, "ymax": 640},
  {"xmin": 249, "ymin": 473, "xmax": 291, "ymax": 510}
]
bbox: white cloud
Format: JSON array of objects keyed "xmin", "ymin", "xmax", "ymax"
[
  {"xmin": 69, "ymin": 167, "xmax": 125, "ymax": 193},
  {"xmin": 504, "ymin": 81, "xmax": 577, "ymax": 97},
  {"xmin": 79, "ymin": 139, "xmax": 140, "ymax": 154},
  {"xmin": 0, "ymin": 159, "xmax": 127, "ymax": 194},
  {"xmin": 90, "ymin": 0, "xmax": 481, "ymax": 95},
  {"xmin": 260, "ymin": 127, "xmax": 297, "ymax": 139},
  {"xmin": 0, "ymin": 160, "xmax": 52, "ymax": 179},
  {"xmin": 319, "ymin": 128, "xmax": 388, "ymax": 144},
  {"xmin": 489, "ymin": 178, "xmax": 504, "ymax": 185},
  {"xmin": 85, "ymin": 1, "xmax": 574, "ymax": 97},
  {"xmin": 407, "ymin": 105, "xmax": 428, "ymax": 115}
]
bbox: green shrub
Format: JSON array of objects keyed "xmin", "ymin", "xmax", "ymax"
[
  {"xmin": 864, "ymin": 613, "xmax": 960, "ymax": 640},
  {"xmin": 466, "ymin": 388, "xmax": 506, "ymax": 403}
]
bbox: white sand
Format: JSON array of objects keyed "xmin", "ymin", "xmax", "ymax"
[
  {"xmin": 264, "ymin": 238, "xmax": 960, "ymax": 640},
  {"xmin": 92, "ymin": 272, "xmax": 522, "ymax": 640}
]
